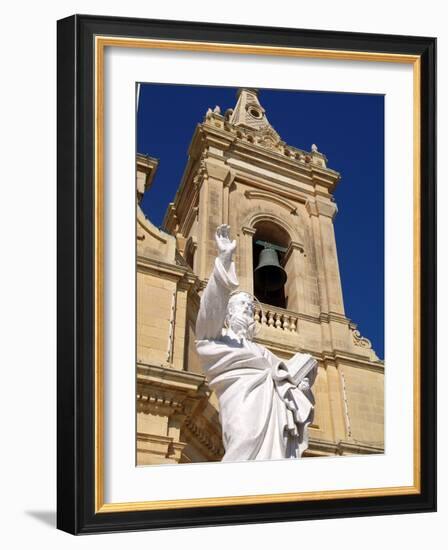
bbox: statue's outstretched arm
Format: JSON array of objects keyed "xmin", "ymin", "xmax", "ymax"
[{"xmin": 195, "ymin": 225, "xmax": 239, "ymax": 340}]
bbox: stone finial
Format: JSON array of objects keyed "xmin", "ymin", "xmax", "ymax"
[
  {"xmin": 213, "ymin": 105, "xmax": 221, "ymax": 114},
  {"xmin": 311, "ymin": 143, "xmax": 319, "ymax": 153},
  {"xmin": 228, "ymin": 88, "xmax": 272, "ymax": 132}
]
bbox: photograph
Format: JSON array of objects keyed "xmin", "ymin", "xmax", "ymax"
[{"xmin": 136, "ymin": 83, "xmax": 385, "ymax": 465}]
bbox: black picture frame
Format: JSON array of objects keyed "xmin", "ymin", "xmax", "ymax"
[{"xmin": 57, "ymin": 14, "xmax": 436, "ymax": 534}]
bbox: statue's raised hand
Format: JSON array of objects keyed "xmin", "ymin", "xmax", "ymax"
[{"xmin": 215, "ymin": 224, "xmax": 236, "ymax": 269}]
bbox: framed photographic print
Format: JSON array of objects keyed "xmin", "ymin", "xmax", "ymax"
[{"xmin": 57, "ymin": 15, "xmax": 436, "ymax": 534}]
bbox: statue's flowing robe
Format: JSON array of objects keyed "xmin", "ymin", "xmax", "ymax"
[{"xmin": 196, "ymin": 257, "xmax": 317, "ymax": 462}]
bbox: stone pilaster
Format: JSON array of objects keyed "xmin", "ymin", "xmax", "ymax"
[
  {"xmin": 196, "ymin": 159, "xmax": 234, "ymax": 280},
  {"xmin": 283, "ymin": 241, "xmax": 305, "ymax": 314},
  {"xmin": 325, "ymin": 362, "xmax": 349, "ymax": 443},
  {"xmin": 239, "ymin": 226, "xmax": 256, "ymax": 294},
  {"xmin": 314, "ymin": 198, "xmax": 345, "ymax": 315},
  {"xmin": 171, "ymin": 285, "xmax": 188, "ymax": 370}
]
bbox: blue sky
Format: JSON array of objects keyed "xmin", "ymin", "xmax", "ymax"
[{"xmin": 137, "ymin": 84, "xmax": 384, "ymax": 359}]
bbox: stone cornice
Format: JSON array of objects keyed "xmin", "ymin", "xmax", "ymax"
[
  {"xmin": 230, "ymin": 139, "xmax": 311, "ymax": 172},
  {"xmin": 136, "ymin": 255, "xmax": 199, "ymax": 290},
  {"xmin": 137, "ymin": 256, "xmax": 180, "ymax": 277},
  {"xmin": 201, "ymin": 121, "xmax": 340, "ymax": 181},
  {"xmin": 305, "ymin": 437, "xmax": 341, "ymax": 456},
  {"xmin": 327, "ymin": 311, "xmax": 351, "ymax": 324},
  {"xmin": 311, "ymin": 166, "xmax": 340, "ymax": 187},
  {"xmin": 332, "ymin": 352, "xmax": 384, "ymax": 371},
  {"xmin": 250, "ymin": 336, "xmax": 384, "ymax": 371},
  {"xmin": 137, "ymin": 364, "xmax": 208, "ymax": 421},
  {"xmin": 337, "ymin": 440, "xmax": 384, "ymax": 455},
  {"xmin": 200, "ymin": 126, "xmax": 235, "ymax": 152},
  {"xmin": 183, "ymin": 415, "xmax": 224, "ymax": 459},
  {"xmin": 306, "ymin": 437, "xmax": 384, "ymax": 456},
  {"xmin": 137, "ymin": 362, "xmax": 206, "ymax": 392},
  {"xmin": 137, "ymin": 389, "xmax": 186, "ymax": 417},
  {"xmin": 228, "ymin": 148, "xmax": 315, "ymax": 188}
]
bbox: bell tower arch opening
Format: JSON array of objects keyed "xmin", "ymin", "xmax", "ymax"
[{"xmin": 252, "ymin": 220, "xmax": 291, "ymax": 309}]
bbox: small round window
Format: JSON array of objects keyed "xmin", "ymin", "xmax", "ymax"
[{"xmin": 248, "ymin": 107, "xmax": 262, "ymax": 119}]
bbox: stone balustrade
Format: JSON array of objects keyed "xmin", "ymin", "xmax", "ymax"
[{"xmin": 254, "ymin": 303, "xmax": 298, "ymax": 333}]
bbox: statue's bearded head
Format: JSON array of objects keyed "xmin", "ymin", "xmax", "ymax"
[{"xmin": 226, "ymin": 291, "xmax": 256, "ymax": 340}]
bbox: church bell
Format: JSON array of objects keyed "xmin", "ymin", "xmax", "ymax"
[{"xmin": 254, "ymin": 247, "xmax": 287, "ymax": 292}]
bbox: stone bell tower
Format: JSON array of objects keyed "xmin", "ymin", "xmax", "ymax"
[
  {"xmin": 137, "ymin": 88, "xmax": 384, "ymax": 465},
  {"xmin": 162, "ymin": 88, "xmax": 384, "ymax": 458}
]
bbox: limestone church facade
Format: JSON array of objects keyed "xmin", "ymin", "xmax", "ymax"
[{"xmin": 136, "ymin": 88, "xmax": 384, "ymax": 465}]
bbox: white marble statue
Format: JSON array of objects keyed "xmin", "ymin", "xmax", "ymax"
[{"xmin": 195, "ymin": 225, "xmax": 318, "ymax": 462}]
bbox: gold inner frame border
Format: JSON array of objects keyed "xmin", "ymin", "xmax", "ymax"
[{"xmin": 94, "ymin": 35, "xmax": 421, "ymax": 513}]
